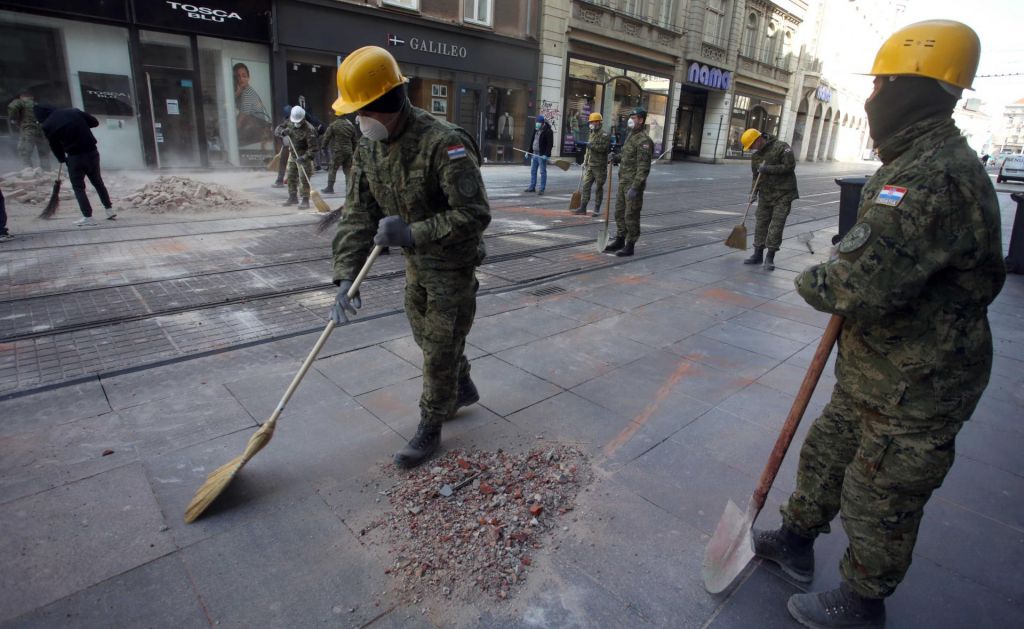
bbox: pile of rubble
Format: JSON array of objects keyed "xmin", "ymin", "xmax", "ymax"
[
  {"xmin": 372, "ymin": 445, "xmax": 591, "ymax": 604},
  {"xmin": 0, "ymin": 167, "xmax": 70, "ymax": 205},
  {"xmin": 123, "ymin": 175, "xmax": 248, "ymax": 213}
]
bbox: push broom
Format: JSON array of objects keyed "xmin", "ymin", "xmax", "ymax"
[{"xmin": 184, "ymin": 245, "xmax": 384, "ymax": 523}]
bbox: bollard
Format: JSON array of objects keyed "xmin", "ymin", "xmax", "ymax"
[
  {"xmin": 1007, "ymin": 192, "xmax": 1024, "ymax": 274},
  {"xmin": 834, "ymin": 176, "xmax": 870, "ymax": 243}
]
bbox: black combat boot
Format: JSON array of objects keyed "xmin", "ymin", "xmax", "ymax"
[
  {"xmin": 787, "ymin": 582, "xmax": 886, "ymax": 629},
  {"xmin": 764, "ymin": 248, "xmax": 777, "ymax": 271},
  {"xmin": 603, "ymin": 236, "xmax": 625, "ymax": 252},
  {"xmin": 454, "ymin": 374, "xmax": 480, "ymax": 412},
  {"xmin": 321, "ymin": 184, "xmax": 334, "ymax": 194},
  {"xmin": 592, "ymin": 206, "xmax": 601, "ymax": 217},
  {"xmin": 753, "ymin": 526, "xmax": 815, "ymax": 582},
  {"xmin": 298, "ymin": 197, "xmax": 310, "ymax": 210},
  {"xmin": 272, "ymin": 179, "xmax": 285, "ymax": 188},
  {"xmin": 572, "ymin": 203, "xmax": 588, "ymax": 215},
  {"xmin": 393, "ymin": 420, "xmax": 442, "ymax": 469},
  {"xmin": 282, "ymin": 194, "xmax": 298, "ymax": 206},
  {"xmin": 616, "ymin": 241, "xmax": 635, "ymax": 257},
  {"xmin": 744, "ymin": 247, "xmax": 764, "ymax": 265}
]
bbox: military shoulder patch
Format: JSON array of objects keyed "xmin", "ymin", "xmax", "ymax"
[
  {"xmin": 447, "ymin": 145, "xmax": 467, "ymax": 160},
  {"xmin": 456, "ymin": 174, "xmax": 479, "ymax": 198},
  {"xmin": 838, "ymin": 222, "xmax": 872, "ymax": 254},
  {"xmin": 876, "ymin": 185, "xmax": 907, "ymax": 207}
]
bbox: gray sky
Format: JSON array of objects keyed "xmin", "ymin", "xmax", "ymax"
[{"xmin": 899, "ymin": 0, "xmax": 1024, "ymax": 114}]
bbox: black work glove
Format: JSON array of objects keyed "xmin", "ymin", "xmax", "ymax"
[
  {"xmin": 757, "ymin": 163, "xmax": 768, "ymax": 174},
  {"xmin": 330, "ymin": 280, "xmax": 362, "ymax": 324},
  {"xmin": 374, "ymin": 216, "xmax": 414, "ymax": 248}
]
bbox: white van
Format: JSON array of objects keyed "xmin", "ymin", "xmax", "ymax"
[{"xmin": 997, "ymin": 154, "xmax": 1024, "ymax": 183}]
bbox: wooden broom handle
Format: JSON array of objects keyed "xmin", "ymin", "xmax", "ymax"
[
  {"xmin": 268, "ymin": 245, "xmax": 384, "ymax": 420},
  {"xmin": 740, "ymin": 171, "xmax": 763, "ymax": 224},
  {"xmin": 751, "ymin": 314, "xmax": 843, "ymax": 509}
]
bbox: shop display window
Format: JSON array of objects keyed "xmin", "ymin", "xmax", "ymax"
[{"xmin": 726, "ymin": 93, "xmax": 781, "ymax": 158}]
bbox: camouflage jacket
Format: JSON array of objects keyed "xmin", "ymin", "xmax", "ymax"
[
  {"xmin": 323, "ymin": 118, "xmax": 356, "ymax": 159},
  {"xmin": 795, "ymin": 116, "xmax": 1005, "ymax": 420},
  {"xmin": 332, "ymin": 105, "xmax": 491, "ymax": 280},
  {"xmin": 751, "ymin": 136, "xmax": 798, "ymax": 202},
  {"xmin": 7, "ymin": 97, "xmax": 40, "ymax": 130},
  {"xmin": 274, "ymin": 119, "xmax": 318, "ymax": 159},
  {"xmin": 618, "ymin": 126, "xmax": 654, "ymax": 189},
  {"xmin": 585, "ymin": 128, "xmax": 611, "ymax": 169}
]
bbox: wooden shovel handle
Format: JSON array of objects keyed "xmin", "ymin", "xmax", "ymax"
[
  {"xmin": 603, "ymin": 161, "xmax": 613, "ymax": 227},
  {"xmin": 751, "ymin": 314, "xmax": 843, "ymax": 510}
]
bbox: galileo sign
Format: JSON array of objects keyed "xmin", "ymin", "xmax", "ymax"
[{"xmin": 687, "ymin": 62, "xmax": 732, "ymax": 91}]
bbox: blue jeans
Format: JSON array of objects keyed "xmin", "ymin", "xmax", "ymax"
[{"xmin": 529, "ymin": 155, "xmax": 547, "ymax": 191}]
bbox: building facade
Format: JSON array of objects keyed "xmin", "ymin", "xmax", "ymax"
[{"xmin": 993, "ymin": 98, "xmax": 1024, "ymax": 155}]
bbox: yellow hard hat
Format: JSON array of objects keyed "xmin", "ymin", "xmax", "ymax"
[
  {"xmin": 333, "ymin": 46, "xmax": 408, "ymax": 115},
  {"xmin": 868, "ymin": 20, "xmax": 980, "ymax": 90},
  {"xmin": 588, "ymin": 112, "xmax": 603, "ymax": 123},
  {"xmin": 740, "ymin": 128, "xmax": 762, "ymax": 151}
]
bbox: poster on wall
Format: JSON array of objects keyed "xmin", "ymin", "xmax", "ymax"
[
  {"xmin": 79, "ymin": 72, "xmax": 134, "ymax": 116},
  {"xmin": 232, "ymin": 58, "xmax": 273, "ymax": 167}
]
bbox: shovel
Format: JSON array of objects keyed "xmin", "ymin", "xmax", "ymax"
[
  {"xmin": 702, "ymin": 314, "xmax": 843, "ymax": 593},
  {"xmin": 596, "ymin": 161, "xmax": 614, "ymax": 252}
]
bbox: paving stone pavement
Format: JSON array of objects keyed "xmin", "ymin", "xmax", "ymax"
[{"xmin": 1, "ymin": 181, "xmax": 1022, "ymax": 627}]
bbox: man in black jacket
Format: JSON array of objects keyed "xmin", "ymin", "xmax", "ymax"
[
  {"xmin": 36, "ymin": 106, "xmax": 116, "ymax": 226},
  {"xmin": 524, "ymin": 114, "xmax": 553, "ymax": 195}
]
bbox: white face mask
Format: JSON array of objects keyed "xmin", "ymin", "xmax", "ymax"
[
  {"xmin": 535, "ymin": 122, "xmax": 542, "ymax": 129},
  {"xmin": 589, "ymin": 124, "xmax": 598, "ymax": 131},
  {"xmin": 627, "ymin": 118, "xmax": 636, "ymax": 129},
  {"xmin": 357, "ymin": 115, "xmax": 389, "ymax": 142}
]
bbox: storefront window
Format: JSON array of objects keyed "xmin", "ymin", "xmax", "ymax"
[
  {"xmin": 199, "ymin": 36, "xmax": 273, "ymax": 167},
  {"xmin": 726, "ymin": 93, "xmax": 781, "ymax": 158},
  {"xmin": 563, "ymin": 78, "xmax": 602, "ymax": 155}
]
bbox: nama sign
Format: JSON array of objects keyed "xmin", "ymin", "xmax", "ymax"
[{"xmin": 687, "ymin": 62, "xmax": 732, "ymax": 91}]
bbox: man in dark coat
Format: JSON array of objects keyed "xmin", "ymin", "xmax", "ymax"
[
  {"xmin": 524, "ymin": 115, "xmax": 553, "ymax": 195},
  {"xmin": 36, "ymin": 106, "xmax": 115, "ymax": 226}
]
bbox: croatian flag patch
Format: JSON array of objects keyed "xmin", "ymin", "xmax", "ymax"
[
  {"xmin": 447, "ymin": 145, "xmax": 467, "ymax": 160},
  {"xmin": 876, "ymin": 185, "xmax": 907, "ymax": 207}
]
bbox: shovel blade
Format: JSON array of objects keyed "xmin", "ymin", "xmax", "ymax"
[
  {"xmin": 702, "ymin": 499, "xmax": 756, "ymax": 594},
  {"xmin": 596, "ymin": 225, "xmax": 609, "ymax": 253}
]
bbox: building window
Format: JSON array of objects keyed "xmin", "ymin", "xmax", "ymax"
[
  {"xmin": 743, "ymin": 12, "xmax": 759, "ymax": 58},
  {"xmin": 464, "ymin": 0, "xmax": 492, "ymax": 26},
  {"xmin": 656, "ymin": 0, "xmax": 678, "ymax": 29},
  {"xmin": 621, "ymin": 0, "xmax": 642, "ymax": 19},
  {"xmin": 704, "ymin": 0, "xmax": 728, "ymax": 46},
  {"xmin": 763, "ymin": 21, "xmax": 778, "ymax": 64},
  {"xmin": 382, "ymin": 0, "xmax": 418, "ymax": 10}
]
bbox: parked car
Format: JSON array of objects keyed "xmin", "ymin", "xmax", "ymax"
[{"xmin": 996, "ymin": 154, "xmax": 1024, "ymax": 183}]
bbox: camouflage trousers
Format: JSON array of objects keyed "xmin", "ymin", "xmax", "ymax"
[
  {"xmin": 753, "ymin": 196, "xmax": 792, "ymax": 250},
  {"xmin": 326, "ymin": 153, "xmax": 352, "ymax": 188},
  {"xmin": 405, "ymin": 263, "xmax": 478, "ymax": 426},
  {"xmin": 579, "ymin": 164, "xmax": 608, "ymax": 211},
  {"xmin": 614, "ymin": 181, "xmax": 645, "ymax": 242},
  {"xmin": 780, "ymin": 383, "xmax": 964, "ymax": 598},
  {"xmin": 286, "ymin": 156, "xmax": 312, "ymax": 198},
  {"xmin": 18, "ymin": 126, "xmax": 50, "ymax": 169}
]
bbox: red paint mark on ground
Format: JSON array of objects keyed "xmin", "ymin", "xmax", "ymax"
[
  {"xmin": 151, "ymin": 242, "xmax": 189, "ymax": 254},
  {"xmin": 570, "ymin": 252, "xmax": 602, "ymax": 263},
  {"xmin": 603, "ymin": 360, "xmax": 696, "ymax": 457},
  {"xmin": 609, "ymin": 275, "xmax": 649, "ymax": 286},
  {"xmin": 698, "ymin": 287, "xmax": 758, "ymax": 307}
]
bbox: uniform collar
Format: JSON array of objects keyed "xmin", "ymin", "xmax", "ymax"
[{"xmin": 876, "ymin": 116, "xmax": 957, "ymax": 164}]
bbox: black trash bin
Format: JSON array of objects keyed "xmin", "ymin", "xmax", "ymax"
[
  {"xmin": 834, "ymin": 176, "xmax": 870, "ymax": 243},
  {"xmin": 1007, "ymin": 192, "xmax": 1024, "ymax": 274}
]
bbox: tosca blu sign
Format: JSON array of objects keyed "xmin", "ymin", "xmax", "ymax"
[{"xmin": 687, "ymin": 62, "xmax": 732, "ymax": 91}]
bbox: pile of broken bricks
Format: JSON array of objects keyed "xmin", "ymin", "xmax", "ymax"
[
  {"xmin": 0, "ymin": 167, "xmax": 70, "ymax": 205},
  {"xmin": 122, "ymin": 175, "xmax": 249, "ymax": 213}
]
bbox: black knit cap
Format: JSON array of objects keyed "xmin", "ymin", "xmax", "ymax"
[{"xmin": 362, "ymin": 84, "xmax": 407, "ymax": 113}]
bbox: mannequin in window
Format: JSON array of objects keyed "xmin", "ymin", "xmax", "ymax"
[{"xmin": 499, "ymin": 111, "xmax": 514, "ymax": 163}]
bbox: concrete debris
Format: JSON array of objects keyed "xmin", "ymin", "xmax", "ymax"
[
  {"xmin": 374, "ymin": 445, "xmax": 591, "ymax": 605},
  {"xmin": 0, "ymin": 167, "xmax": 71, "ymax": 205},
  {"xmin": 123, "ymin": 176, "xmax": 249, "ymax": 214}
]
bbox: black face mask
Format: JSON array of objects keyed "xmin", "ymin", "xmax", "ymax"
[{"xmin": 864, "ymin": 76, "xmax": 958, "ymax": 145}]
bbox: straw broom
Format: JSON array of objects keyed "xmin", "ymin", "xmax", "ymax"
[
  {"xmin": 184, "ymin": 245, "xmax": 384, "ymax": 523},
  {"xmin": 725, "ymin": 172, "xmax": 762, "ymax": 250},
  {"xmin": 266, "ymin": 145, "xmax": 285, "ymax": 172},
  {"xmin": 569, "ymin": 150, "xmax": 587, "ymax": 210},
  {"xmin": 38, "ymin": 164, "xmax": 64, "ymax": 219},
  {"xmin": 512, "ymin": 148, "xmax": 572, "ymax": 171},
  {"xmin": 289, "ymin": 143, "xmax": 331, "ymax": 213}
]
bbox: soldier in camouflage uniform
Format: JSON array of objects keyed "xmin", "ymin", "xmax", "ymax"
[
  {"xmin": 573, "ymin": 112, "xmax": 611, "ymax": 217},
  {"xmin": 753, "ymin": 21, "xmax": 1005, "ymax": 629},
  {"xmin": 741, "ymin": 128, "xmax": 798, "ymax": 270},
  {"xmin": 603, "ymin": 107, "xmax": 654, "ymax": 257},
  {"xmin": 321, "ymin": 114, "xmax": 356, "ymax": 195},
  {"xmin": 329, "ymin": 46, "xmax": 490, "ymax": 469},
  {"xmin": 7, "ymin": 92, "xmax": 50, "ymax": 170},
  {"xmin": 274, "ymin": 106, "xmax": 318, "ymax": 209}
]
